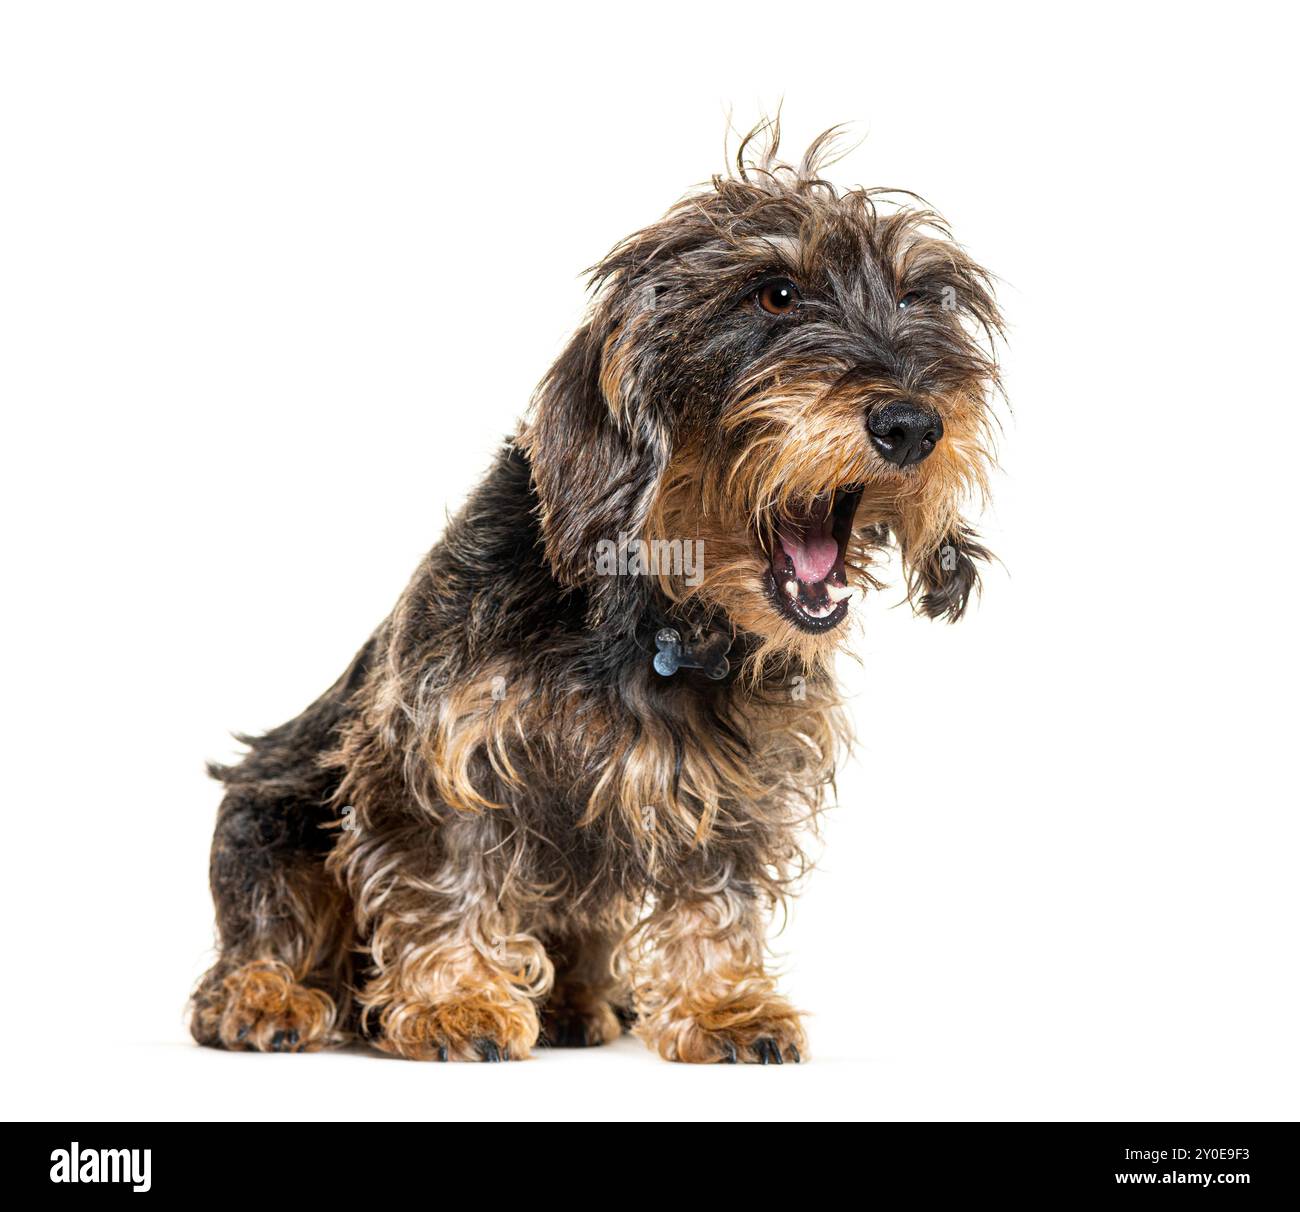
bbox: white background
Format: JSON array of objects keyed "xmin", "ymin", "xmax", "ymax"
[{"xmin": 2, "ymin": 1, "xmax": 1296, "ymax": 1122}]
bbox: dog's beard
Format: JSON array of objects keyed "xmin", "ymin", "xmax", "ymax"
[
  {"xmin": 645, "ymin": 380, "xmax": 991, "ymax": 671},
  {"xmin": 646, "ymin": 455, "xmax": 877, "ymax": 674}
]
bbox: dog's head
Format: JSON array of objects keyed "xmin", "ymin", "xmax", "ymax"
[{"xmin": 521, "ymin": 123, "xmax": 1002, "ymax": 667}]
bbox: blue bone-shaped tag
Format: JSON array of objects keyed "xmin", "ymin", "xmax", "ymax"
[{"xmin": 653, "ymin": 627, "xmax": 730, "ymax": 680}]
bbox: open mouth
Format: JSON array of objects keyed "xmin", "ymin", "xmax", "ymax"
[{"xmin": 760, "ymin": 485, "xmax": 863, "ymax": 633}]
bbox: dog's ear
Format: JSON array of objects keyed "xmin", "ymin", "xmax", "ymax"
[
  {"xmin": 520, "ymin": 286, "xmax": 670, "ymax": 596},
  {"xmin": 903, "ymin": 523, "xmax": 993, "ymax": 623}
]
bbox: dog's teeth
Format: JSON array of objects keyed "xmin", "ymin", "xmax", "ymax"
[
  {"xmin": 784, "ymin": 579, "xmax": 798, "ymax": 599},
  {"xmin": 826, "ymin": 583, "xmax": 854, "ymax": 604}
]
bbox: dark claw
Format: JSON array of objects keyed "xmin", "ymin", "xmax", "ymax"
[
  {"xmin": 270, "ymin": 1029, "xmax": 299, "ymax": 1053},
  {"xmin": 788, "ymin": 1044, "xmax": 801, "ymax": 1064},
  {"xmin": 475, "ymin": 1038, "xmax": 503, "ymax": 1062},
  {"xmin": 754, "ymin": 1038, "xmax": 783, "ymax": 1064},
  {"xmin": 720, "ymin": 1039, "xmax": 738, "ymax": 1064},
  {"xmin": 436, "ymin": 1044, "xmax": 448, "ymax": 1062},
  {"xmin": 234, "ymin": 1024, "xmax": 250, "ymax": 1042}
]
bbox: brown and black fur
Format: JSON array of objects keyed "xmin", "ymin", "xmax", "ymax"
[{"xmin": 190, "ymin": 122, "xmax": 1003, "ymax": 1063}]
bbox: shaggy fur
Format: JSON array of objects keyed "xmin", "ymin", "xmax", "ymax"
[{"xmin": 190, "ymin": 121, "xmax": 1003, "ymax": 1063}]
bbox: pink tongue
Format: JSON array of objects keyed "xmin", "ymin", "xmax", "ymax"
[{"xmin": 778, "ymin": 524, "xmax": 839, "ymax": 584}]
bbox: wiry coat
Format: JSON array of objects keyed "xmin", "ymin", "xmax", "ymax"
[{"xmin": 190, "ymin": 125, "xmax": 1002, "ymax": 1063}]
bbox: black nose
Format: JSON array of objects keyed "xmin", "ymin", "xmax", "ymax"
[{"xmin": 867, "ymin": 401, "xmax": 944, "ymax": 466}]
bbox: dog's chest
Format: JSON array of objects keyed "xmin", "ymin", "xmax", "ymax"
[{"xmin": 517, "ymin": 681, "xmax": 838, "ymax": 897}]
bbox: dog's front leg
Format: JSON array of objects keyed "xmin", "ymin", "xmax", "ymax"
[
  {"xmin": 350, "ymin": 842, "xmax": 552, "ymax": 1062},
  {"xmin": 358, "ymin": 896, "xmax": 550, "ymax": 1061},
  {"xmin": 630, "ymin": 885, "xmax": 806, "ymax": 1063}
]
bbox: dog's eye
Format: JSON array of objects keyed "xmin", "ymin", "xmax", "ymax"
[
  {"xmin": 756, "ymin": 278, "xmax": 800, "ymax": 316},
  {"xmin": 897, "ymin": 291, "xmax": 923, "ymax": 311}
]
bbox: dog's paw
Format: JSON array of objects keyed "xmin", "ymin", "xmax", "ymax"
[
  {"xmin": 641, "ymin": 994, "xmax": 807, "ymax": 1064},
  {"xmin": 372, "ymin": 995, "xmax": 538, "ymax": 1062},
  {"xmin": 685, "ymin": 1027, "xmax": 804, "ymax": 1065},
  {"xmin": 198, "ymin": 959, "xmax": 337, "ymax": 1053}
]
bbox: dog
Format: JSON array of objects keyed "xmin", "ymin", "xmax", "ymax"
[{"xmin": 189, "ymin": 123, "xmax": 1002, "ymax": 1063}]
